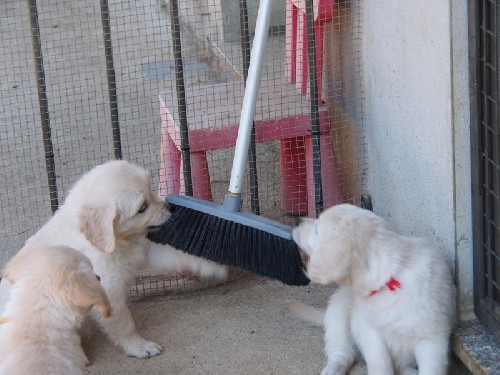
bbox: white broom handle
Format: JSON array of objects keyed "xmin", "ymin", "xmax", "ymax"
[{"xmin": 228, "ymin": 0, "xmax": 273, "ymax": 195}]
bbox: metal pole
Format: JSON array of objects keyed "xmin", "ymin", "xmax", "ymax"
[
  {"xmin": 100, "ymin": 0, "xmax": 122, "ymax": 159},
  {"xmin": 170, "ymin": 0, "xmax": 193, "ymax": 196},
  {"xmin": 28, "ymin": 0, "xmax": 59, "ymax": 213},
  {"xmin": 305, "ymin": 0, "xmax": 324, "ymax": 216}
]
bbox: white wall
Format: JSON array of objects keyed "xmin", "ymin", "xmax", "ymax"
[{"xmin": 360, "ymin": 0, "xmax": 473, "ymax": 319}]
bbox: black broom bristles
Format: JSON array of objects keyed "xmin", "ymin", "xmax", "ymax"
[{"xmin": 147, "ymin": 203, "xmax": 310, "ymax": 286}]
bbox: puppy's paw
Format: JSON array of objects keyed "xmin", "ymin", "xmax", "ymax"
[
  {"xmin": 197, "ymin": 262, "xmax": 228, "ymax": 281},
  {"xmin": 398, "ymin": 368, "xmax": 418, "ymax": 375},
  {"xmin": 123, "ymin": 336, "xmax": 163, "ymax": 358},
  {"xmin": 320, "ymin": 365, "xmax": 345, "ymax": 375},
  {"xmin": 321, "ymin": 358, "xmax": 353, "ymax": 375}
]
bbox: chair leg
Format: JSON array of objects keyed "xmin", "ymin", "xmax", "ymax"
[
  {"xmin": 296, "ymin": 11, "xmax": 308, "ymax": 95},
  {"xmin": 319, "ymin": 131, "xmax": 343, "ymax": 209},
  {"xmin": 189, "ymin": 151, "xmax": 213, "ymax": 201},
  {"xmin": 305, "ymin": 132, "xmax": 342, "ymax": 217},
  {"xmin": 285, "ymin": 1, "xmax": 298, "ymax": 84},
  {"xmin": 159, "ymin": 130, "xmax": 181, "ymax": 198},
  {"xmin": 280, "ymin": 137, "xmax": 308, "ymax": 216}
]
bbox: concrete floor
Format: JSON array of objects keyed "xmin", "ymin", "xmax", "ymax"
[
  {"xmin": 83, "ymin": 272, "xmax": 355, "ymax": 375},
  {"xmin": 82, "ymin": 271, "xmax": 470, "ymax": 375}
]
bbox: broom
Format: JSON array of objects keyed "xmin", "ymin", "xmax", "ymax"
[{"xmin": 148, "ymin": 0, "xmax": 309, "ymax": 286}]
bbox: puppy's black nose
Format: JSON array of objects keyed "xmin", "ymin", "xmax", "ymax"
[
  {"xmin": 96, "ymin": 275, "xmax": 101, "ymax": 282},
  {"xmin": 294, "ymin": 217, "xmax": 303, "ymax": 227}
]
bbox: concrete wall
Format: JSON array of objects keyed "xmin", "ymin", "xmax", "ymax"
[{"xmin": 359, "ymin": 0, "xmax": 473, "ymax": 319}]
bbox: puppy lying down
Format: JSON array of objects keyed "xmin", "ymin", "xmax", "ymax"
[
  {"xmin": 0, "ymin": 160, "xmax": 227, "ymax": 358},
  {"xmin": 0, "ymin": 245, "xmax": 111, "ymax": 375},
  {"xmin": 291, "ymin": 204, "xmax": 455, "ymax": 375}
]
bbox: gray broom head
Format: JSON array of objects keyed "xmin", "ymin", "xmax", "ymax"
[{"xmin": 147, "ymin": 195, "xmax": 310, "ymax": 286}]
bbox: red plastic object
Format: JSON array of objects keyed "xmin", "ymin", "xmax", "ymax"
[
  {"xmin": 158, "ymin": 81, "xmax": 342, "ymax": 217},
  {"xmin": 286, "ymin": 0, "xmax": 336, "ymax": 103}
]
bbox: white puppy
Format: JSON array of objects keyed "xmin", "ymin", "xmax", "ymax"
[
  {"xmin": 291, "ymin": 204, "xmax": 455, "ymax": 375},
  {"xmin": 0, "ymin": 160, "xmax": 227, "ymax": 358},
  {"xmin": 0, "ymin": 245, "xmax": 112, "ymax": 375}
]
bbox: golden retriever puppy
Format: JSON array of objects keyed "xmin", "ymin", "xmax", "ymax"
[
  {"xmin": 291, "ymin": 204, "xmax": 455, "ymax": 375},
  {"xmin": 0, "ymin": 160, "xmax": 227, "ymax": 358},
  {"xmin": 0, "ymin": 245, "xmax": 111, "ymax": 375}
]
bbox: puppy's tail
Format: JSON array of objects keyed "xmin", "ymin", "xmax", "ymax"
[{"xmin": 287, "ymin": 300, "xmax": 324, "ymax": 326}]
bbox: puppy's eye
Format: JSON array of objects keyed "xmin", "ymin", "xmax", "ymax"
[
  {"xmin": 96, "ymin": 275, "xmax": 101, "ymax": 282},
  {"xmin": 138, "ymin": 201, "xmax": 149, "ymax": 214}
]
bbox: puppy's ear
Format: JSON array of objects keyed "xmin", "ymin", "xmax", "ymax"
[
  {"xmin": 67, "ymin": 271, "xmax": 112, "ymax": 318},
  {"xmin": 307, "ymin": 231, "xmax": 352, "ymax": 285},
  {"xmin": 78, "ymin": 204, "xmax": 117, "ymax": 254}
]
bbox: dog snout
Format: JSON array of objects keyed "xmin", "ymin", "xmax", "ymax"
[
  {"xmin": 163, "ymin": 201, "xmax": 170, "ymax": 212},
  {"xmin": 158, "ymin": 201, "xmax": 172, "ymax": 224},
  {"xmin": 294, "ymin": 216, "xmax": 304, "ymax": 227}
]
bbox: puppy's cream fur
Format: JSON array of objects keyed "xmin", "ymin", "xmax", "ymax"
[
  {"xmin": 292, "ymin": 204, "xmax": 455, "ymax": 375},
  {"xmin": 0, "ymin": 160, "xmax": 227, "ymax": 358},
  {"xmin": 0, "ymin": 246, "xmax": 111, "ymax": 375}
]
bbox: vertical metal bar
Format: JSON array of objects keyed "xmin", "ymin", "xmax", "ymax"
[
  {"xmin": 239, "ymin": 0, "xmax": 260, "ymax": 215},
  {"xmin": 170, "ymin": 0, "xmax": 193, "ymax": 196},
  {"xmin": 305, "ymin": 0, "xmax": 323, "ymax": 216},
  {"xmin": 100, "ymin": 0, "xmax": 122, "ymax": 160},
  {"xmin": 478, "ymin": 0, "xmax": 487, "ymax": 302},
  {"xmin": 483, "ymin": 0, "xmax": 493, "ymax": 308},
  {"xmin": 472, "ymin": 0, "xmax": 500, "ymax": 338},
  {"xmin": 480, "ymin": 0, "xmax": 488, "ymax": 304},
  {"xmin": 471, "ymin": 0, "xmax": 484, "ymax": 313},
  {"xmin": 493, "ymin": 0, "xmax": 500, "ymax": 308},
  {"xmin": 28, "ymin": 0, "xmax": 59, "ymax": 213}
]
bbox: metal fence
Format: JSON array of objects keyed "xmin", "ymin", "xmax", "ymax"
[
  {"xmin": 471, "ymin": 0, "xmax": 500, "ymax": 339},
  {"xmin": 0, "ymin": 0, "xmax": 364, "ymax": 294}
]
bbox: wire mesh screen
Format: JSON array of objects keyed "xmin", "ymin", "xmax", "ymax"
[
  {"xmin": 1, "ymin": 0, "xmax": 364, "ymax": 294},
  {"xmin": 473, "ymin": 0, "xmax": 500, "ymax": 339}
]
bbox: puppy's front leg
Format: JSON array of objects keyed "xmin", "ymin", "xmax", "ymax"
[
  {"xmin": 93, "ymin": 289, "xmax": 162, "ymax": 358},
  {"xmin": 322, "ymin": 287, "xmax": 356, "ymax": 375},
  {"xmin": 147, "ymin": 241, "xmax": 227, "ymax": 280},
  {"xmin": 414, "ymin": 339, "xmax": 449, "ymax": 375},
  {"xmin": 352, "ymin": 309, "xmax": 393, "ymax": 375}
]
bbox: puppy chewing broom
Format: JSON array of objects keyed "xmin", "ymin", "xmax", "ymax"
[{"xmin": 148, "ymin": 0, "xmax": 309, "ymax": 286}]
